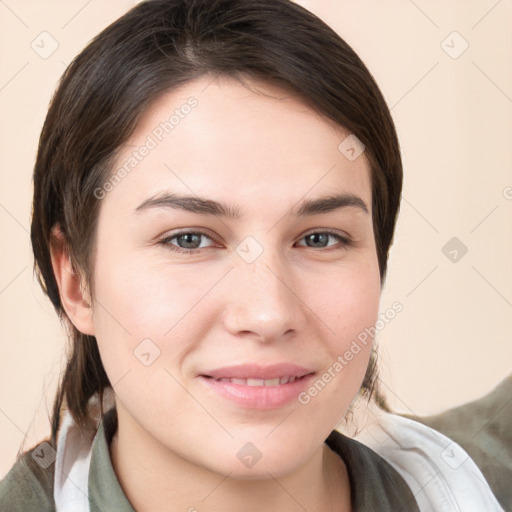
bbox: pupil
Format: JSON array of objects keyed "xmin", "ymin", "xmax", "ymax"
[
  {"xmin": 181, "ymin": 233, "xmax": 199, "ymax": 248},
  {"xmin": 309, "ymin": 233, "xmax": 327, "ymax": 247}
]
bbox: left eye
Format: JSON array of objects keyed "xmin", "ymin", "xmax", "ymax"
[
  {"xmin": 297, "ymin": 231, "xmax": 352, "ymax": 250},
  {"xmin": 159, "ymin": 230, "xmax": 352, "ymax": 254}
]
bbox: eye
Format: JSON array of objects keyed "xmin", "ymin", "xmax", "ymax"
[
  {"xmin": 159, "ymin": 229, "xmax": 353, "ymax": 255},
  {"xmin": 296, "ymin": 230, "xmax": 353, "ymax": 250},
  {"xmin": 159, "ymin": 230, "xmax": 215, "ymax": 255}
]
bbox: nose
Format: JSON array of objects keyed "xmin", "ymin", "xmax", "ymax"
[{"xmin": 221, "ymin": 246, "xmax": 306, "ymax": 343}]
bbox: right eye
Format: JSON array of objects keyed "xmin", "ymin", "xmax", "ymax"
[{"xmin": 158, "ymin": 230, "xmax": 217, "ymax": 255}]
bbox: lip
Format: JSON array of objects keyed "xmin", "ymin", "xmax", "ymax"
[
  {"xmin": 198, "ymin": 364, "xmax": 315, "ymax": 410},
  {"xmin": 201, "ymin": 363, "xmax": 313, "ymax": 380}
]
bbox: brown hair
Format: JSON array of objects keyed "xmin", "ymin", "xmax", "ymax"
[{"xmin": 30, "ymin": 0, "xmax": 401, "ymax": 448}]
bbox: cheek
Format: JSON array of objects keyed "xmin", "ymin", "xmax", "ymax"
[
  {"xmin": 90, "ymin": 260, "xmax": 209, "ymax": 419},
  {"xmin": 89, "ymin": 250, "xmax": 211, "ymax": 382},
  {"xmin": 311, "ymin": 258, "xmax": 381, "ymax": 348},
  {"xmin": 301, "ymin": 260, "xmax": 381, "ymax": 410},
  {"xmin": 93, "ymin": 248, "xmax": 209, "ymax": 331}
]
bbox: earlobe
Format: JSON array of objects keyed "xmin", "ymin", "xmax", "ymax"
[{"xmin": 49, "ymin": 225, "xmax": 95, "ymax": 336}]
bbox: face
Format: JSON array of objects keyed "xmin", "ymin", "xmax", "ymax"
[{"xmin": 88, "ymin": 75, "xmax": 381, "ymax": 478}]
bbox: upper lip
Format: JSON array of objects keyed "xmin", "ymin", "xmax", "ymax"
[{"xmin": 201, "ymin": 363, "xmax": 315, "ymax": 380}]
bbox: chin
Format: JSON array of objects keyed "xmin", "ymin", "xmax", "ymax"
[
  {"xmin": 202, "ymin": 441, "xmax": 315, "ymax": 481},
  {"xmin": 217, "ymin": 459, "xmax": 304, "ymax": 481}
]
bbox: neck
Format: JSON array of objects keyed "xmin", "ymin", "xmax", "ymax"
[{"xmin": 109, "ymin": 409, "xmax": 351, "ymax": 512}]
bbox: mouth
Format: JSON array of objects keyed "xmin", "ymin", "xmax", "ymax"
[
  {"xmin": 201, "ymin": 374, "xmax": 312, "ymax": 386},
  {"xmin": 200, "ymin": 362, "xmax": 314, "ymax": 381},
  {"xmin": 198, "ymin": 364, "xmax": 316, "ymax": 409}
]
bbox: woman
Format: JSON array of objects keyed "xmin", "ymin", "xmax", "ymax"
[{"xmin": 0, "ymin": 0, "xmax": 509, "ymax": 510}]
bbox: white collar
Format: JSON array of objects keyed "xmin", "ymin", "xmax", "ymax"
[
  {"xmin": 350, "ymin": 404, "xmax": 505, "ymax": 512},
  {"xmin": 54, "ymin": 390, "xmax": 115, "ymax": 512}
]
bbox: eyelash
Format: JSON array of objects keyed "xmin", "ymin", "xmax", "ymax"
[{"xmin": 158, "ymin": 229, "xmax": 353, "ymax": 255}]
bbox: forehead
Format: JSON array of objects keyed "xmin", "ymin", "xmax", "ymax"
[{"xmin": 106, "ymin": 75, "xmax": 372, "ymax": 217}]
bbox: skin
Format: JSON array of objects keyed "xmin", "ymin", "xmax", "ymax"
[{"xmin": 51, "ymin": 74, "xmax": 381, "ymax": 512}]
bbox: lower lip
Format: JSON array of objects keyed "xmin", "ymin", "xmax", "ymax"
[{"xmin": 198, "ymin": 374, "xmax": 315, "ymax": 410}]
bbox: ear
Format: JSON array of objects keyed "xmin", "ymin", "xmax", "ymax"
[{"xmin": 49, "ymin": 224, "xmax": 95, "ymax": 336}]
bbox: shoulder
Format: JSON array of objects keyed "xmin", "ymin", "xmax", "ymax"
[
  {"xmin": 0, "ymin": 440, "xmax": 56, "ymax": 512},
  {"xmin": 411, "ymin": 374, "xmax": 512, "ymax": 511}
]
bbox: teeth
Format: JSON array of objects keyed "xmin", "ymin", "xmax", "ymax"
[
  {"xmin": 215, "ymin": 376, "xmax": 301, "ymax": 386},
  {"xmin": 247, "ymin": 378, "xmax": 265, "ymax": 386}
]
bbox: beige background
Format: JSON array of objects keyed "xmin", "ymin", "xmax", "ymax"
[{"xmin": 1, "ymin": 0, "xmax": 511, "ymax": 478}]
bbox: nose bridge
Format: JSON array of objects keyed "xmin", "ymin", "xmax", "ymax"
[
  {"xmin": 237, "ymin": 236, "xmax": 291, "ymax": 307},
  {"xmin": 224, "ymin": 234, "xmax": 302, "ymax": 339}
]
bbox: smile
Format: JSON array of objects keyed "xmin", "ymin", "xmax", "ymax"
[
  {"xmin": 208, "ymin": 375, "xmax": 306, "ymax": 386},
  {"xmin": 199, "ymin": 372, "xmax": 315, "ymax": 409}
]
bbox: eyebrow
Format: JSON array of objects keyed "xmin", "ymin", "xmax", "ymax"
[{"xmin": 133, "ymin": 192, "xmax": 369, "ymax": 219}]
